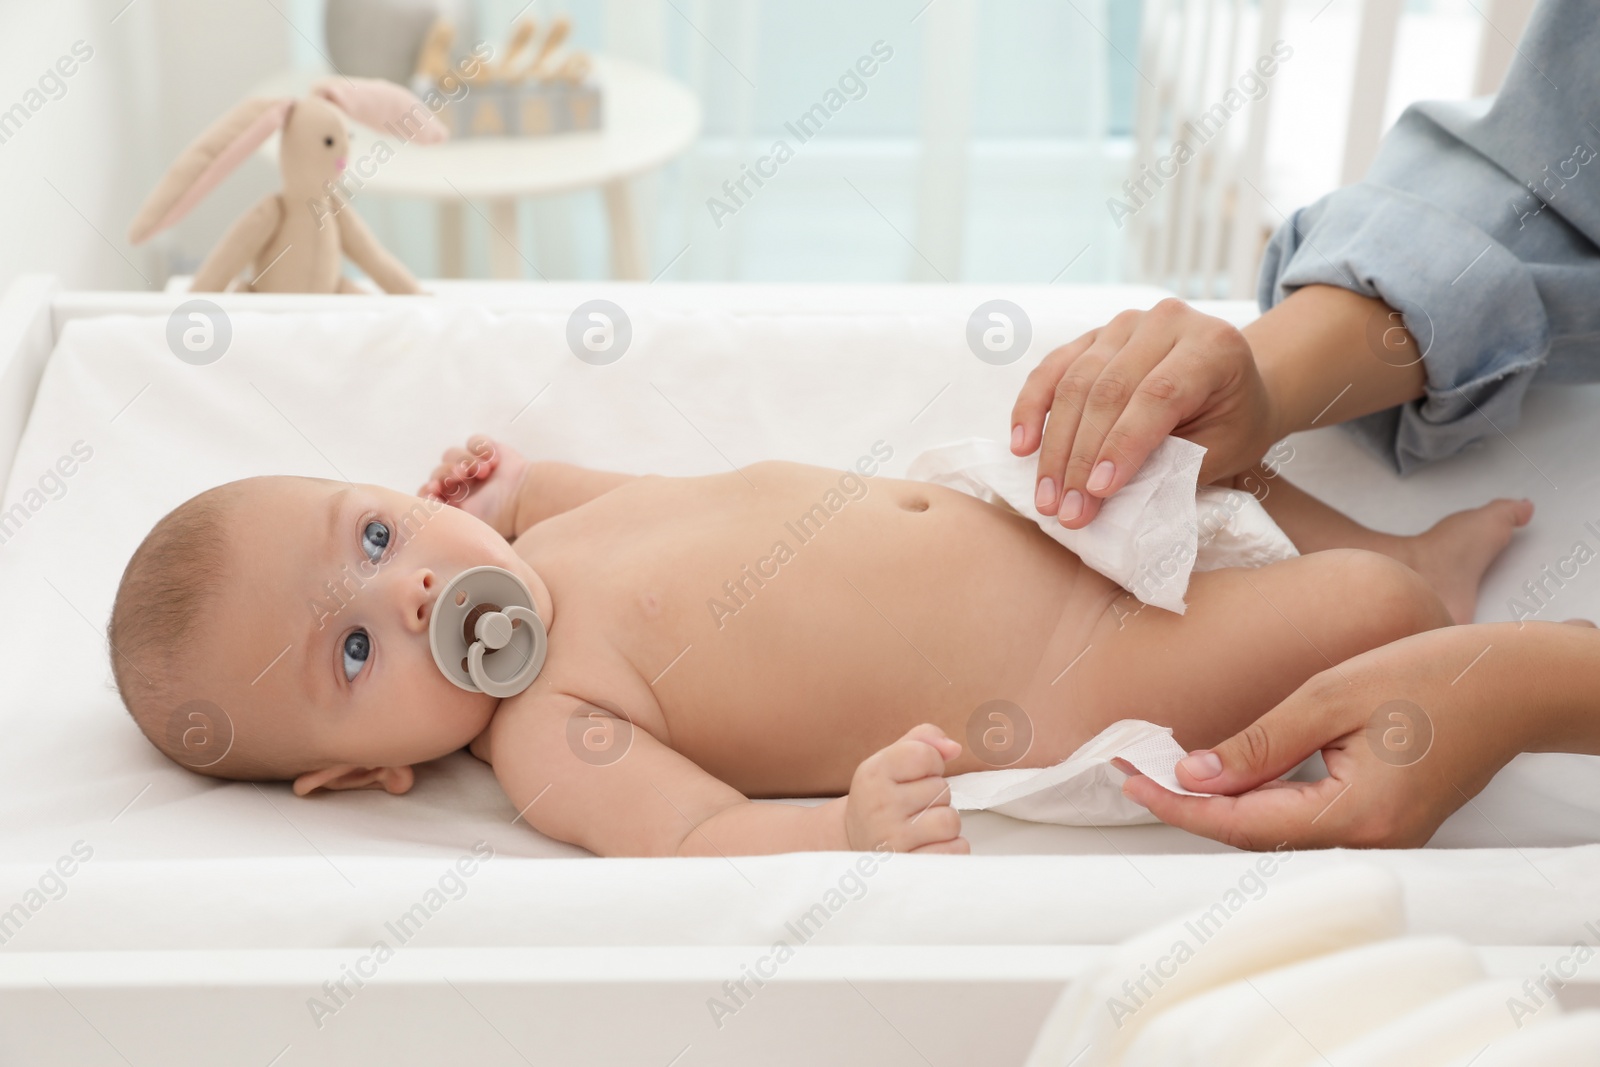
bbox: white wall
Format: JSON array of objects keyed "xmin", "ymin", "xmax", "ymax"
[
  {"xmin": 0, "ymin": 2, "xmax": 145, "ymax": 291},
  {"xmin": 0, "ymin": 0, "xmax": 289, "ymax": 293}
]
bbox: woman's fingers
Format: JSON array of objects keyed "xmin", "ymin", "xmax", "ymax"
[
  {"xmin": 1031, "ymin": 353, "xmax": 1102, "ymax": 515},
  {"xmin": 1029, "ymin": 312, "xmax": 1141, "ymax": 515},
  {"xmin": 1124, "ymin": 665, "xmax": 1397, "ymax": 848},
  {"xmin": 1121, "ymin": 774, "xmax": 1340, "ymax": 851},
  {"xmin": 1115, "ymin": 667, "xmax": 1374, "ymax": 848},
  {"xmin": 1053, "ymin": 304, "xmax": 1197, "ymax": 528},
  {"xmin": 1076, "ymin": 331, "xmax": 1230, "ymax": 502},
  {"xmin": 1016, "ymin": 300, "xmax": 1268, "ymax": 525},
  {"xmin": 1174, "ymin": 673, "xmax": 1357, "ymax": 796},
  {"xmin": 1104, "ymin": 318, "xmax": 1259, "ymax": 495},
  {"xmin": 1010, "ymin": 329, "xmax": 1099, "ymax": 456},
  {"xmin": 1082, "ymin": 361, "xmax": 1200, "ymax": 502}
]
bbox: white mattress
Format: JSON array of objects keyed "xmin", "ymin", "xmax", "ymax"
[{"xmin": 2, "ymin": 282, "xmax": 1597, "ymax": 951}]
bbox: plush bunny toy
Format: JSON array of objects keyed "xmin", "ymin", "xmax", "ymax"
[{"xmin": 128, "ymin": 78, "xmax": 448, "ymax": 294}]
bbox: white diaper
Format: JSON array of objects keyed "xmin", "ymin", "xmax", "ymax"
[
  {"xmin": 907, "ymin": 437, "xmax": 1298, "ymax": 614},
  {"xmin": 945, "ymin": 719, "xmax": 1205, "ymax": 826}
]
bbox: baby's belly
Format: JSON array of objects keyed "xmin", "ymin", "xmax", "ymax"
[{"xmin": 648, "ymin": 477, "xmax": 1125, "ymax": 796}]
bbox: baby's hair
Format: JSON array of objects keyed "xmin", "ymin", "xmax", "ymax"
[{"xmin": 108, "ymin": 479, "xmax": 292, "ymax": 780}]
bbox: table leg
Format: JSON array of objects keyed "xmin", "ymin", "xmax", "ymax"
[
  {"xmin": 439, "ymin": 200, "xmax": 464, "ymax": 279},
  {"xmin": 488, "ymin": 198, "xmax": 522, "ymax": 279},
  {"xmin": 603, "ymin": 179, "xmax": 645, "ymax": 280}
]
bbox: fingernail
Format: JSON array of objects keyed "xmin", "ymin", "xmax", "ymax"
[
  {"xmin": 1180, "ymin": 751, "xmax": 1223, "ymax": 779},
  {"xmin": 1058, "ymin": 489, "xmax": 1083, "ymax": 522},
  {"xmin": 1036, "ymin": 477, "xmax": 1056, "ymax": 511},
  {"xmin": 1086, "ymin": 460, "xmax": 1114, "ymax": 493},
  {"xmin": 1010, "ymin": 424, "xmax": 1025, "ymax": 452}
]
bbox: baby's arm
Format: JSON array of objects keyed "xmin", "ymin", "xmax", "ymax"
[
  {"xmin": 420, "ymin": 435, "xmax": 634, "ymax": 540},
  {"xmin": 487, "ymin": 694, "xmax": 967, "ymax": 857},
  {"xmin": 510, "ymin": 462, "xmax": 636, "ymax": 534}
]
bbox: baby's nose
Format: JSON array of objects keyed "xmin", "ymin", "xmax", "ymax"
[{"xmin": 405, "ymin": 569, "xmax": 438, "ymax": 633}]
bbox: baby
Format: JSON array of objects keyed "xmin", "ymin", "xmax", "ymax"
[{"xmin": 108, "ymin": 435, "xmax": 1529, "ymax": 856}]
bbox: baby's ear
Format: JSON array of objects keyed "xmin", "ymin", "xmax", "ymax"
[{"xmin": 293, "ymin": 764, "xmax": 415, "ymax": 796}]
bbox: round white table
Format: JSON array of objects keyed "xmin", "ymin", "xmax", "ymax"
[{"xmin": 252, "ymin": 57, "xmax": 701, "ymax": 280}]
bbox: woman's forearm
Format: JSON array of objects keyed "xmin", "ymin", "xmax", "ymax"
[{"xmin": 1244, "ymin": 284, "xmax": 1428, "ymax": 442}]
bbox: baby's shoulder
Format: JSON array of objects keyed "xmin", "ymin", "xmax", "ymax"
[{"xmin": 485, "ymin": 641, "xmax": 665, "ymax": 755}]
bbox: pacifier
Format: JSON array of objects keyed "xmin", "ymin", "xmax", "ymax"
[{"xmin": 429, "ymin": 566, "xmax": 548, "ymax": 698}]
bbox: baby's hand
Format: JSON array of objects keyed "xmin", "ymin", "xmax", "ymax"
[
  {"xmin": 845, "ymin": 724, "xmax": 968, "ymax": 854},
  {"xmin": 419, "ymin": 434, "xmax": 529, "ymax": 540}
]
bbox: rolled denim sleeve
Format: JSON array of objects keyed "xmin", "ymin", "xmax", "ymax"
[{"xmin": 1258, "ymin": 0, "xmax": 1600, "ymax": 474}]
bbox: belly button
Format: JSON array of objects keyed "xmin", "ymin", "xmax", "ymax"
[{"xmin": 900, "ymin": 496, "xmax": 929, "ymax": 513}]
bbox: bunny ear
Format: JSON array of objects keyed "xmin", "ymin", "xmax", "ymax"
[
  {"xmin": 312, "ymin": 77, "xmax": 449, "ymax": 144},
  {"xmin": 128, "ymin": 98, "xmax": 293, "ymax": 244}
]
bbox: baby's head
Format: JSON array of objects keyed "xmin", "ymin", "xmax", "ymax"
[{"xmin": 109, "ymin": 476, "xmax": 546, "ymax": 796}]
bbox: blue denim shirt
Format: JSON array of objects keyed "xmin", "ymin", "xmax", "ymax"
[{"xmin": 1258, "ymin": 0, "xmax": 1600, "ymax": 473}]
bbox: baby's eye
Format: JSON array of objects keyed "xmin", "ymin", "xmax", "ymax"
[
  {"xmin": 342, "ymin": 630, "xmax": 371, "ymax": 682},
  {"xmin": 361, "ymin": 520, "xmax": 390, "ymax": 563}
]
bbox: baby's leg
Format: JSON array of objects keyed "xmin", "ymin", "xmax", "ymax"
[
  {"xmin": 1078, "ymin": 548, "xmax": 1451, "ymax": 751},
  {"xmin": 1229, "ymin": 466, "xmax": 1531, "ymax": 624}
]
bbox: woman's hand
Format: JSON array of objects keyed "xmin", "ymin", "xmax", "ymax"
[
  {"xmin": 1012, "ymin": 286, "xmax": 1431, "ymax": 531},
  {"xmin": 1119, "ymin": 624, "xmax": 1566, "ymax": 849},
  {"xmin": 1010, "ymin": 298, "xmax": 1279, "ymax": 530}
]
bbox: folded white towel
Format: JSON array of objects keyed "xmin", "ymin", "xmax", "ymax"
[
  {"xmin": 1121, "ymin": 936, "xmax": 1484, "ymax": 1067},
  {"xmin": 1323, "ymin": 979, "xmax": 1545, "ymax": 1066},
  {"xmin": 908, "ymin": 437, "xmax": 1298, "ymax": 613},
  {"xmin": 1470, "ymin": 1012, "xmax": 1600, "ymax": 1067},
  {"xmin": 1024, "ymin": 862, "xmax": 1600, "ymax": 1067},
  {"xmin": 1024, "ymin": 864, "xmax": 1407, "ymax": 1067}
]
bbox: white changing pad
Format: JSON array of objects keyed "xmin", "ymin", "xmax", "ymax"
[
  {"xmin": 3, "ymin": 283, "xmax": 1215, "ymax": 870},
  {"xmin": 1, "ymin": 282, "xmax": 1599, "ymax": 930}
]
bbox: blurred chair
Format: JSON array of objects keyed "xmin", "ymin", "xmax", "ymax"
[{"xmin": 1126, "ymin": 0, "xmax": 1537, "ymax": 300}]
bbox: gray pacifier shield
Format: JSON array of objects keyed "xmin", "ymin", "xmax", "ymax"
[{"xmin": 429, "ymin": 566, "xmax": 548, "ymax": 698}]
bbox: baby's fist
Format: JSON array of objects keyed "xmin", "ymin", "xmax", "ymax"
[
  {"xmin": 846, "ymin": 724, "xmax": 968, "ymax": 854},
  {"xmin": 419, "ymin": 435, "xmax": 528, "ymax": 539}
]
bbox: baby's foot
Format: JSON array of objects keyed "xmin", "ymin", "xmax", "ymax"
[{"xmin": 1391, "ymin": 498, "xmax": 1532, "ymax": 624}]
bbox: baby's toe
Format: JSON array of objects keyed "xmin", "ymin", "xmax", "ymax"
[{"xmin": 1485, "ymin": 497, "xmax": 1534, "ymax": 527}]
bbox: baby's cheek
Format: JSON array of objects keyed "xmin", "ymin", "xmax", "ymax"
[{"xmin": 413, "ymin": 660, "xmax": 499, "ymax": 734}]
